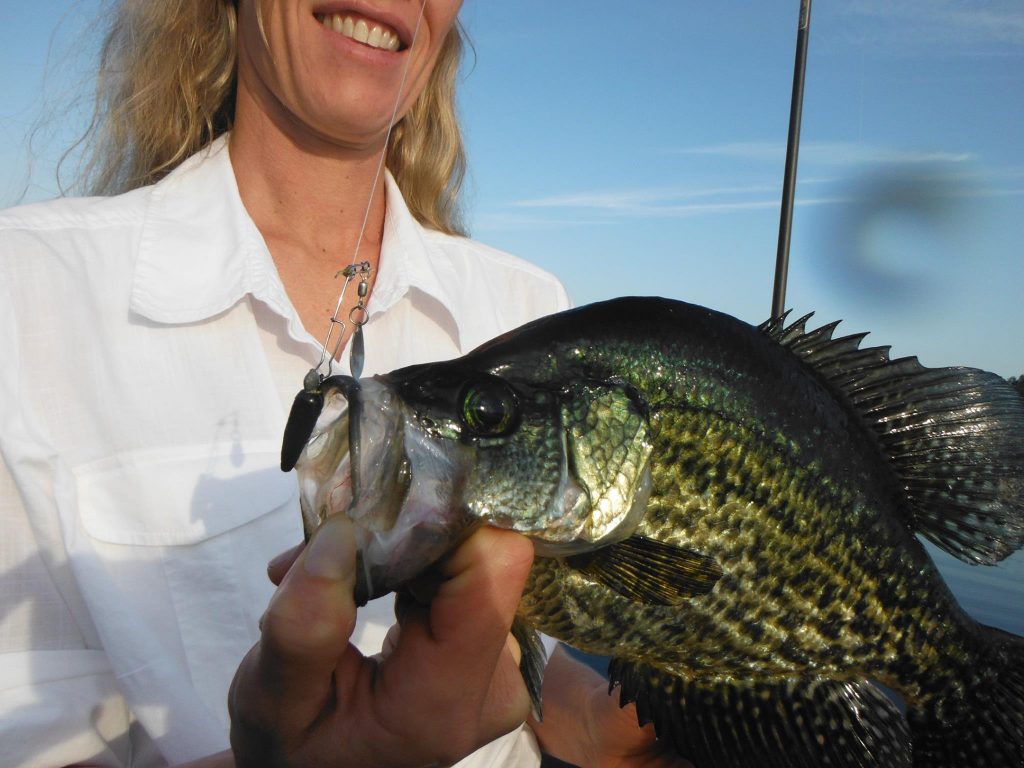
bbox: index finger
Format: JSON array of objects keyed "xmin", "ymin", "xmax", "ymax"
[{"xmin": 257, "ymin": 514, "xmax": 360, "ymax": 722}]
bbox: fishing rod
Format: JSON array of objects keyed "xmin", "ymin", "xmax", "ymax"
[{"xmin": 771, "ymin": 0, "xmax": 812, "ymax": 321}]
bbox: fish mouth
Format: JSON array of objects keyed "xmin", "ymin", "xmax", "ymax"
[
  {"xmin": 349, "ymin": 406, "xmax": 475, "ymax": 604},
  {"xmin": 297, "ymin": 377, "xmax": 473, "ymax": 606},
  {"xmin": 352, "ymin": 511, "xmax": 463, "ymax": 606},
  {"xmin": 343, "ymin": 459, "xmax": 414, "ymax": 606}
]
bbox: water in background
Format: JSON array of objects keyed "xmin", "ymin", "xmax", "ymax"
[{"xmin": 932, "ymin": 545, "xmax": 1024, "ymax": 635}]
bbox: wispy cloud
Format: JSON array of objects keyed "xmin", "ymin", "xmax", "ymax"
[
  {"xmin": 607, "ymin": 196, "xmax": 850, "ymax": 217},
  {"xmin": 472, "ymin": 212, "xmax": 605, "ymax": 231},
  {"xmin": 840, "ymin": 0, "xmax": 1024, "ymax": 49},
  {"xmin": 509, "ymin": 182, "xmax": 849, "ymax": 218},
  {"xmin": 671, "ymin": 141, "xmax": 974, "ymax": 167},
  {"xmin": 513, "ymin": 183, "xmax": 784, "ymax": 210},
  {"xmin": 488, "ymin": 148, "xmax": 1019, "ymax": 225},
  {"xmin": 966, "ymin": 187, "xmax": 1024, "ymax": 199}
]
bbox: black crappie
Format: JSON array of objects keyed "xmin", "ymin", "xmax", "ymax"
[{"xmin": 286, "ymin": 297, "xmax": 1024, "ymax": 768}]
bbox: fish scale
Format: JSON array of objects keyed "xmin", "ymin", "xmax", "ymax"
[
  {"xmin": 292, "ymin": 297, "xmax": 1024, "ymax": 766},
  {"xmin": 662, "ymin": 408, "xmax": 974, "ymax": 695},
  {"xmin": 522, "ymin": 401, "xmax": 971, "ymax": 696}
]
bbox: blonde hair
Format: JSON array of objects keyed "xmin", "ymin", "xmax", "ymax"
[
  {"xmin": 77, "ymin": 0, "xmax": 467, "ymax": 235},
  {"xmin": 386, "ymin": 28, "xmax": 466, "ymax": 235}
]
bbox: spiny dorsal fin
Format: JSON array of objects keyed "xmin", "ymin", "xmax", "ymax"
[
  {"xmin": 609, "ymin": 659, "xmax": 912, "ymax": 768},
  {"xmin": 759, "ymin": 313, "xmax": 1024, "ymax": 564},
  {"xmin": 565, "ymin": 536, "xmax": 721, "ymax": 604}
]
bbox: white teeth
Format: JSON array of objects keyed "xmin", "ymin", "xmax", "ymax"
[{"xmin": 319, "ymin": 13, "xmax": 401, "ymax": 52}]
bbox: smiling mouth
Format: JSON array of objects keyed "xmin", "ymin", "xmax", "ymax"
[{"xmin": 315, "ymin": 13, "xmax": 403, "ymax": 52}]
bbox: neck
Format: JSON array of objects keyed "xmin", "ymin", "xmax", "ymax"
[
  {"xmin": 229, "ymin": 86, "xmax": 390, "ymax": 340},
  {"xmin": 230, "ymin": 84, "xmax": 389, "ymax": 264}
]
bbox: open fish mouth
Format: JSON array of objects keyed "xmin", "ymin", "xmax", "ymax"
[
  {"xmin": 292, "ymin": 351, "xmax": 659, "ymax": 606},
  {"xmin": 295, "ymin": 377, "xmax": 476, "ymax": 605}
]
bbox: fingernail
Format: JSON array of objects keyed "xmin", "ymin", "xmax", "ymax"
[{"xmin": 303, "ymin": 515, "xmax": 356, "ymax": 581}]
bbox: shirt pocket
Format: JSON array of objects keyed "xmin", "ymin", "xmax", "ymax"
[
  {"xmin": 70, "ymin": 440, "xmax": 302, "ymax": 743},
  {"xmin": 74, "ymin": 440, "xmax": 296, "ymax": 546}
]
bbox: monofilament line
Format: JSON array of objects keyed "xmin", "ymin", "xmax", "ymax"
[{"xmin": 316, "ymin": 1, "xmax": 429, "ymax": 375}]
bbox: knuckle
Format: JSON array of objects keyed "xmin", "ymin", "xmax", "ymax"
[
  {"xmin": 485, "ymin": 529, "xmax": 535, "ymax": 574},
  {"xmin": 261, "ymin": 591, "xmax": 347, "ymax": 654}
]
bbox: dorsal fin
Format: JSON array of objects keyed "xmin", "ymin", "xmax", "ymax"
[{"xmin": 760, "ymin": 313, "xmax": 1024, "ymax": 564}]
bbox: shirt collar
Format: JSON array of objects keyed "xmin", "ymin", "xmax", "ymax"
[
  {"xmin": 372, "ymin": 169, "xmax": 463, "ymax": 347},
  {"xmin": 130, "ymin": 135, "xmax": 275, "ymax": 324},
  {"xmin": 130, "ymin": 134, "xmax": 465, "ymax": 348}
]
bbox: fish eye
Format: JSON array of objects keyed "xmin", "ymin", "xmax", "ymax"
[{"xmin": 458, "ymin": 377, "xmax": 520, "ymax": 437}]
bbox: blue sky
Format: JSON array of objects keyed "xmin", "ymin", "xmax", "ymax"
[
  {"xmin": 2, "ymin": 0, "xmax": 1024, "ymax": 382},
  {"xmin": 2, "ymin": 0, "xmax": 1022, "ymax": 381},
  {"xmin": 2, "ymin": 0, "xmax": 1022, "ymax": 630},
  {"xmin": 455, "ymin": 1, "xmax": 1024, "ymax": 379}
]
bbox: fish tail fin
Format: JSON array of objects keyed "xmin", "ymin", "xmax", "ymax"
[{"xmin": 908, "ymin": 625, "xmax": 1024, "ymax": 767}]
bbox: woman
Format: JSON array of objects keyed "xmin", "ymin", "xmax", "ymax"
[{"xmin": 0, "ymin": 1, "xmax": 688, "ymax": 766}]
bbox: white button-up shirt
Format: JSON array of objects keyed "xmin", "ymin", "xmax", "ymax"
[{"xmin": 0, "ymin": 136, "xmax": 570, "ymax": 767}]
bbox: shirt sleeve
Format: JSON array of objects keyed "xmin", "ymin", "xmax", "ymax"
[{"xmin": 0, "ymin": 258, "xmax": 155, "ymax": 768}]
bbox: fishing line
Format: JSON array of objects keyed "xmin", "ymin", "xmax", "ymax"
[
  {"xmin": 315, "ymin": 0, "xmax": 429, "ymax": 382},
  {"xmin": 281, "ymin": 1, "xmax": 429, "ymax": 472}
]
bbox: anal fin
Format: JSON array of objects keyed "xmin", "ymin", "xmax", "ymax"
[
  {"xmin": 512, "ymin": 616, "xmax": 548, "ymax": 721},
  {"xmin": 609, "ymin": 659, "xmax": 911, "ymax": 767}
]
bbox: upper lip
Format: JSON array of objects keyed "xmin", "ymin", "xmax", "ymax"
[{"xmin": 312, "ymin": 2, "xmax": 416, "ymax": 49}]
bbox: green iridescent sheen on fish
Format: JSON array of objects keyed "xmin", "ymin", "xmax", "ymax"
[{"xmin": 292, "ymin": 297, "xmax": 1024, "ymax": 767}]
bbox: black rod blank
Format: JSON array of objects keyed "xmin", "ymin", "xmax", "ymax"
[{"xmin": 771, "ymin": 0, "xmax": 812, "ymax": 321}]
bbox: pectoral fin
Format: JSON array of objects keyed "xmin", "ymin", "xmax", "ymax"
[{"xmin": 565, "ymin": 536, "xmax": 721, "ymax": 605}]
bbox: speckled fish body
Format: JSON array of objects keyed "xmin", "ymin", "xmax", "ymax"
[{"xmin": 291, "ymin": 297, "xmax": 1024, "ymax": 767}]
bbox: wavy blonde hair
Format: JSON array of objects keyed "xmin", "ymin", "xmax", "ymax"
[{"xmin": 77, "ymin": 0, "xmax": 467, "ymax": 235}]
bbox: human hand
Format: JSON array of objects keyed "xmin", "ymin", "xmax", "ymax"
[
  {"xmin": 531, "ymin": 647, "xmax": 693, "ymax": 768},
  {"xmin": 229, "ymin": 515, "xmax": 535, "ymax": 768}
]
